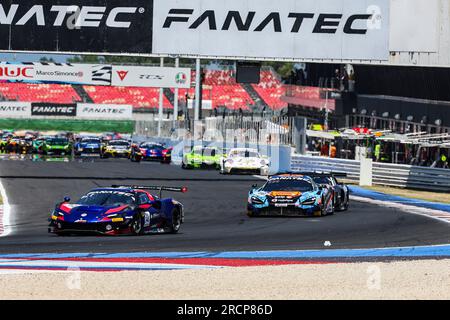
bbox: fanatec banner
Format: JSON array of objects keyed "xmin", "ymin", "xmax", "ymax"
[
  {"xmin": 0, "ymin": 102, "xmax": 31, "ymax": 118},
  {"xmin": 0, "ymin": 0, "xmax": 390, "ymax": 61},
  {"xmin": 77, "ymin": 103, "xmax": 133, "ymax": 119},
  {"xmin": 31, "ymin": 103, "xmax": 77, "ymax": 116},
  {"xmin": 152, "ymin": 0, "xmax": 390, "ymax": 61},
  {"xmin": 111, "ymin": 65, "xmax": 192, "ymax": 88},
  {"xmin": 0, "ymin": 102, "xmax": 133, "ymax": 119},
  {"xmin": 0, "ymin": 0, "xmax": 153, "ymax": 54},
  {"xmin": 0, "ymin": 63, "xmax": 112, "ymax": 85}
]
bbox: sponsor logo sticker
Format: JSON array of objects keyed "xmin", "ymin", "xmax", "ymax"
[
  {"xmin": 116, "ymin": 70, "xmax": 128, "ymax": 81},
  {"xmin": 175, "ymin": 72, "xmax": 187, "ymax": 85}
]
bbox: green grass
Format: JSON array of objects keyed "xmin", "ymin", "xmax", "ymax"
[{"xmin": 0, "ymin": 119, "xmax": 135, "ymax": 133}]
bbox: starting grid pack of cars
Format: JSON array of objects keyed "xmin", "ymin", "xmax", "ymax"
[{"xmin": 1, "ymin": 130, "xmax": 350, "ymax": 235}]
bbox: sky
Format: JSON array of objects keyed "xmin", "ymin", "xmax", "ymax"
[{"xmin": 0, "ymin": 53, "xmax": 73, "ymax": 63}]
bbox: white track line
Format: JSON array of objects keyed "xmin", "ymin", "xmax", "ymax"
[
  {"xmin": 0, "ymin": 259, "xmax": 222, "ymax": 271},
  {"xmin": 0, "ymin": 180, "xmax": 11, "ymax": 237},
  {"xmin": 351, "ymin": 195, "xmax": 450, "ymax": 224}
]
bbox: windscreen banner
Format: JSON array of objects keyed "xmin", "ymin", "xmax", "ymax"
[
  {"xmin": 0, "ymin": 63, "xmax": 112, "ymax": 85},
  {"xmin": 0, "ymin": 0, "xmax": 153, "ymax": 54},
  {"xmin": 152, "ymin": 0, "xmax": 390, "ymax": 61},
  {"xmin": 111, "ymin": 65, "xmax": 192, "ymax": 88},
  {"xmin": 77, "ymin": 103, "xmax": 133, "ymax": 120}
]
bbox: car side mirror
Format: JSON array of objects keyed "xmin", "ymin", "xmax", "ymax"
[
  {"xmin": 252, "ymin": 184, "xmax": 258, "ymax": 189},
  {"xmin": 63, "ymin": 196, "xmax": 70, "ymax": 203}
]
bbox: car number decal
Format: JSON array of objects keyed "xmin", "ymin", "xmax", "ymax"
[{"xmin": 144, "ymin": 211, "xmax": 151, "ymax": 227}]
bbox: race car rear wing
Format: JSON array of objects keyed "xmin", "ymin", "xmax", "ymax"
[{"xmin": 111, "ymin": 185, "xmax": 188, "ymax": 198}]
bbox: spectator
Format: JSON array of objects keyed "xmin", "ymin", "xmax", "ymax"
[
  {"xmin": 374, "ymin": 144, "xmax": 381, "ymax": 162},
  {"xmin": 330, "ymin": 143, "xmax": 337, "ymax": 158},
  {"xmin": 333, "ymin": 69, "xmax": 340, "ymax": 90},
  {"xmin": 342, "ymin": 69, "xmax": 349, "ymax": 91},
  {"xmin": 321, "ymin": 143, "xmax": 329, "ymax": 157}
]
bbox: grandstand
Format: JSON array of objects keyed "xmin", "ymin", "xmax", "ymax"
[
  {"xmin": 83, "ymin": 86, "xmax": 172, "ymax": 110},
  {"xmin": 0, "ymin": 68, "xmax": 290, "ymax": 112},
  {"xmin": 0, "ymin": 83, "xmax": 81, "ymax": 103},
  {"xmin": 252, "ymin": 70, "xmax": 288, "ymax": 110}
]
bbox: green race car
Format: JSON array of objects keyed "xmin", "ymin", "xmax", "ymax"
[
  {"xmin": 182, "ymin": 146, "xmax": 222, "ymax": 170},
  {"xmin": 33, "ymin": 135, "xmax": 58, "ymax": 153},
  {"xmin": 40, "ymin": 137, "xmax": 72, "ymax": 155}
]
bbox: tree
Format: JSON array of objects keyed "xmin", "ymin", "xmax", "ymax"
[
  {"xmin": 39, "ymin": 56, "xmax": 55, "ymax": 63},
  {"xmin": 262, "ymin": 62, "xmax": 294, "ymax": 79}
]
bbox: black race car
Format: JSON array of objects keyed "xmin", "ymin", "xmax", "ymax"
[{"xmin": 300, "ymin": 172, "xmax": 350, "ymax": 212}]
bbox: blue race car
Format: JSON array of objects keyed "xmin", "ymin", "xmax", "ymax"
[
  {"xmin": 48, "ymin": 185, "xmax": 187, "ymax": 236},
  {"xmin": 74, "ymin": 137, "xmax": 103, "ymax": 156},
  {"xmin": 247, "ymin": 173, "xmax": 334, "ymax": 217},
  {"xmin": 138, "ymin": 142, "xmax": 172, "ymax": 163}
]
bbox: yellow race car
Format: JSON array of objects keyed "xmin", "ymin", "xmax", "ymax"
[{"xmin": 101, "ymin": 140, "xmax": 131, "ymax": 158}]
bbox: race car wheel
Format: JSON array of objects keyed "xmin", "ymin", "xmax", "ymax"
[
  {"xmin": 130, "ymin": 214, "xmax": 144, "ymax": 236},
  {"xmin": 329, "ymin": 199, "xmax": 335, "ymax": 215},
  {"xmin": 161, "ymin": 158, "xmax": 169, "ymax": 164},
  {"xmin": 130, "ymin": 155, "xmax": 141, "ymax": 163},
  {"xmin": 168, "ymin": 208, "xmax": 182, "ymax": 234},
  {"xmin": 182, "ymin": 163, "xmax": 192, "ymax": 170},
  {"xmin": 343, "ymin": 193, "xmax": 350, "ymax": 211},
  {"xmin": 320, "ymin": 197, "xmax": 328, "ymax": 217}
]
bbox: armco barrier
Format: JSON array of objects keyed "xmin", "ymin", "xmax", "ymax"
[
  {"xmin": 291, "ymin": 156, "xmax": 360, "ymax": 182},
  {"xmin": 291, "ymin": 155, "xmax": 450, "ymax": 192}
]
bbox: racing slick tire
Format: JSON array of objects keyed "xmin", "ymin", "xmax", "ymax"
[
  {"xmin": 329, "ymin": 199, "xmax": 335, "ymax": 215},
  {"xmin": 320, "ymin": 198, "xmax": 334, "ymax": 217},
  {"xmin": 320, "ymin": 205, "xmax": 327, "ymax": 217},
  {"xmin": 130, "ymin": 214, "xmax": 145, "ymax": 236},
  {"xmin": 167, "ymin": 208, "xmax": 182, "ymax": 234},
  {"xmin": 181, "ymin": 161, "xmax": 193, "ymax": 169},
  {"xmin": 130, "ymin": 155, "xmax": 141, "ymax": 163},
  {"xmin": 343, "ymin": 192, "xmax": 350, "ymax": 211}
]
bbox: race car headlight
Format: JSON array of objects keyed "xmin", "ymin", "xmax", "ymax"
[
  {"xmin": 251, "ymin": 196, "xmax": 265, "ymax": 204},
  {"xmin": 302, "ymin": 198, "xmax": 316, "ymax": 205}
]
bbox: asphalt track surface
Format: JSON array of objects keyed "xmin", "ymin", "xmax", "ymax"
[{"xmin": 0, "ymin": 158, "xmax": 449, "ymax": 254}]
